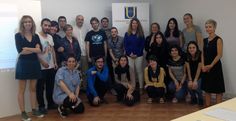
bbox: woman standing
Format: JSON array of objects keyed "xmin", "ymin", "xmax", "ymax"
[
  {"xmin": 146, "ymin": 32, "xmax": 169, "ymax": 68},
  {"xmin": 164, "ymin": 18, "xmax": 183, "ymax": 48},
  {"xmin": 61, "ymin": 24, "xmax": 81, "ymax": 66},
  {"xmin": 124, "ymin": 18, "xmax": 145, "ymax": 93},
  {"xmin": 15, "ymin": 15, "xmax": 44, "ymax": 121},
  {"xmin": 182, "ymin": 13, "xmax": 203, "ymax": 51},
  {"xmin": 114, "ymin": 55, "xmax": 140, "ymax": 106},
  {"xmin": 202, "ymin": 19, "xmax": 225, "ymax": 107},
  {"xmin": 145, "ymin": 22, "xmax": 161, "ymax": 60}
]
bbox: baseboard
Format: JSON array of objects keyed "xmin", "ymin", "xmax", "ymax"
[{"xmin": 223, "ymin": 93, "xmax": 236, "ymax": 100}]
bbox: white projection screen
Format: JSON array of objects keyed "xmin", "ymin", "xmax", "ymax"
[
  {"xmin": 0, "ymin": 4, "xmax": 18, "ymax": 70},
  {"xmin": 0, "ymin": 0, "xmax": 42, "ymax": 72}
]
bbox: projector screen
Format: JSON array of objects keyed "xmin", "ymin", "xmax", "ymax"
[
  {"xmin": 0, "ymin": 4, "xmax": 18, "ymax": 70},
  {"xmin": 0, "ymin": 1, "xmax": 42, "ymax": 72}
]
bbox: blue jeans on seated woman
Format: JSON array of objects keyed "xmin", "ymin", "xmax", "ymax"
[
  {"xmin": 188, "ymin": 79, "xmax": 203, "ymax": 105},
  {"xmin": 168, "ymin": 81, "xmax": 187, "ymax": 100}
]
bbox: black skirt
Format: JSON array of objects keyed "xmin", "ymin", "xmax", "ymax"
[
  {"xmin": 15, "ymin": 59, "xmax": 41, "ymax": 80},
  {"xmin": 201, "ymin": 61, "xmax": 225, "ymax": 93}
]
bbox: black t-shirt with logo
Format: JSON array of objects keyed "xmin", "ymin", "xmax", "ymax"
[{"xmin": 85, "ymin": 29, "xmax": 107, "ymax": 58}]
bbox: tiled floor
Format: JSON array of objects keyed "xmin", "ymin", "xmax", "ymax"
[{"xmin": 0, "ymin": 93, "xmax": 201, "ymax": 121}]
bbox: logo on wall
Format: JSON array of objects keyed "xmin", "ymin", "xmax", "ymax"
[{"xmin": 124, "ymin": 6, "xmax": 137, "ymax": 19}]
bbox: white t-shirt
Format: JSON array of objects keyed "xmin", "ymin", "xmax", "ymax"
[
  {"xmin": 73, "ymin": 25, "xmax": 89, "ymax": 56},
  {"xmin": 38, "ymin": 33, "xmax": 55, "ymax": 70}
]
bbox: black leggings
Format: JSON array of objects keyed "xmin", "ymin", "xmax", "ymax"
[
  {"xmin": 114, "ymin": 83, "xmax": 140, "ymax": 106},
  {"xmin": 36, "ymin": 69, "xmax": 55, "ymax": 108},
  {"xmin": 63, "ymin": 97, "xmax": 84, "ymax": 114},
  {"xmin": 146, "ymin": 86, "xmax": 165, "ymax": 99},
  {"xmin": 87, "ymin": 79, "xmax": 109, "ymax": 105}
]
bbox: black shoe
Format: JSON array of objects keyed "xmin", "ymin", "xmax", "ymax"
[
  {"xmin": 198, "ymin": 98, "xmax": 204, "ymax": 106},
  {"xmin": 39, "ymin": 107, "xmax": 47, "ymax": 114},
  {"xmin": 100, "ymin": 98, "xmax": 108, "ymax": 104},
  {"xmin": 48, "ymin": 104, "xmax": 58, "ymax": 110},
  {"xmin": 190, "ymin": 98, "xmax": 197, "ymax": 105},
  {"xmin": 57, "ymin": 105, "xmax": 68, "ymax": 118}
]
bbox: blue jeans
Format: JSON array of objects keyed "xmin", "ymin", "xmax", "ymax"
[
  {"xmin": 168, "ymin": 81, "xmax": 187, "ymax": 100},
  {"xmin": 188, "ymin": 79, "xmax": 203, "ymax": 104}
]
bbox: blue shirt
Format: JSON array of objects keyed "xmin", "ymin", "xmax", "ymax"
[
  {"xmin": 53, "ymin": 67, "xmax": 81, "ymax": 104},
  {"xmin": 124, "ymin": 32, "xmax": 145, "ymax": 57},
  {"xmin": 86, "ymin": 65, "xmax": 109, "ymax": 97}
]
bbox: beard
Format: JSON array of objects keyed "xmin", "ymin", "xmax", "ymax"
[{"xmin": 42, "ymin": 29, "xmax": 50, "ymax": 34}]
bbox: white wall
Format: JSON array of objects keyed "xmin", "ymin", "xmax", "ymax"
[
  {"xmin": 1, "ymin": 0, "xmax": 236, "ymax": 118},
  {"xmin": 41, "ymin": 0, "xmax": 157, "ymax": 30},
  {"xmin": 152, "ymin": 0, "xmax": 236, "ymax": 98}
]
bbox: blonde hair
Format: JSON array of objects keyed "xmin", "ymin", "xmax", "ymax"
[
  {"xmin": 19, "ymin": 15, "xmax": 36, "ymax": 36},
  {"xmin": 127, "ymin": 18, "xmax": 144, "ymax": 37},
  {"xmin": 205, "ymin": 19, "xmax": 217, "ymax": 28}
]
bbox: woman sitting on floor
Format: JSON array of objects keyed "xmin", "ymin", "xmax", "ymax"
[
  {"xmin": 144, "ymin": 55, "xmax": 166, "ymax": 104},
  {"xmin": 114, "ymin": 55, "xmax": 140, "ymax": 106},
  {"xmin": 53, "ymin": 54, "xmax": 84, "ymax": 118}
]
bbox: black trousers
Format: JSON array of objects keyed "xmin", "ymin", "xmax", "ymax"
[
  {"xmin": 106, "ymin": 52, "xmax": 115, "ymax": 89},
  {"xmin": 36, "ymin": 68, "xmax": 55, "ymax": 108},
  {"xmin": 146, "ymin": 86, "xmax": 165, "ymax": 99},
  {"xmin": 114, "ymin": 83, "xmax": 140, "ymax": 106},
  {"xmin": 87, "ymin": 79, "xmax": 109, "ymax": 105},
  {"xmin": 63, "ymin": 97, "xmax": 84, "ymax": 114}
]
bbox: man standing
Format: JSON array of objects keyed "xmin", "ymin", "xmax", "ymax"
[
  {"xmin": 108, "ymin": 27, "xmax": 125, "ymax": 68},
  {"xmin": 86, "ymin": 56, "xmax": 109, "ymax": 106},
  {"xmin": 85, "ymin": 17, "xmax": 107, "ymax": 67},
  {"xmin": 37, "ymin": 18, "xmax": 58, "ymax": 114},
  {"xmin": 100, "ymin": 17, "xmax": 111, "ymax": 39},
  {"xmin": 107, "ymin": 27, "xmax": 125, "ymax": 95},
  {"xmin": 73, "ymin": 15, "xmax": 89, "ymax": 90},
  {"xmin": 49, "ymin": 21, "xmax": 64, "ymax": 67},
  {"xmin": 57, "ymin": 16, "xmax": 67, "ymax": 38}
]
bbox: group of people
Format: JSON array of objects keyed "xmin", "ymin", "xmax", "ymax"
[{"xmin": 15, "ymin": 13, "xmax": 225, "ymax": 121}]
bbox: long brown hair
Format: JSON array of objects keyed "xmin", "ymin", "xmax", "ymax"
[
  {"xmin": 19, "ymin": 15, "xmax": 36, "ymax": 36},
  {"xmin": 127, "ymin": 18, "xmax": 144, "ymax": 37}
]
